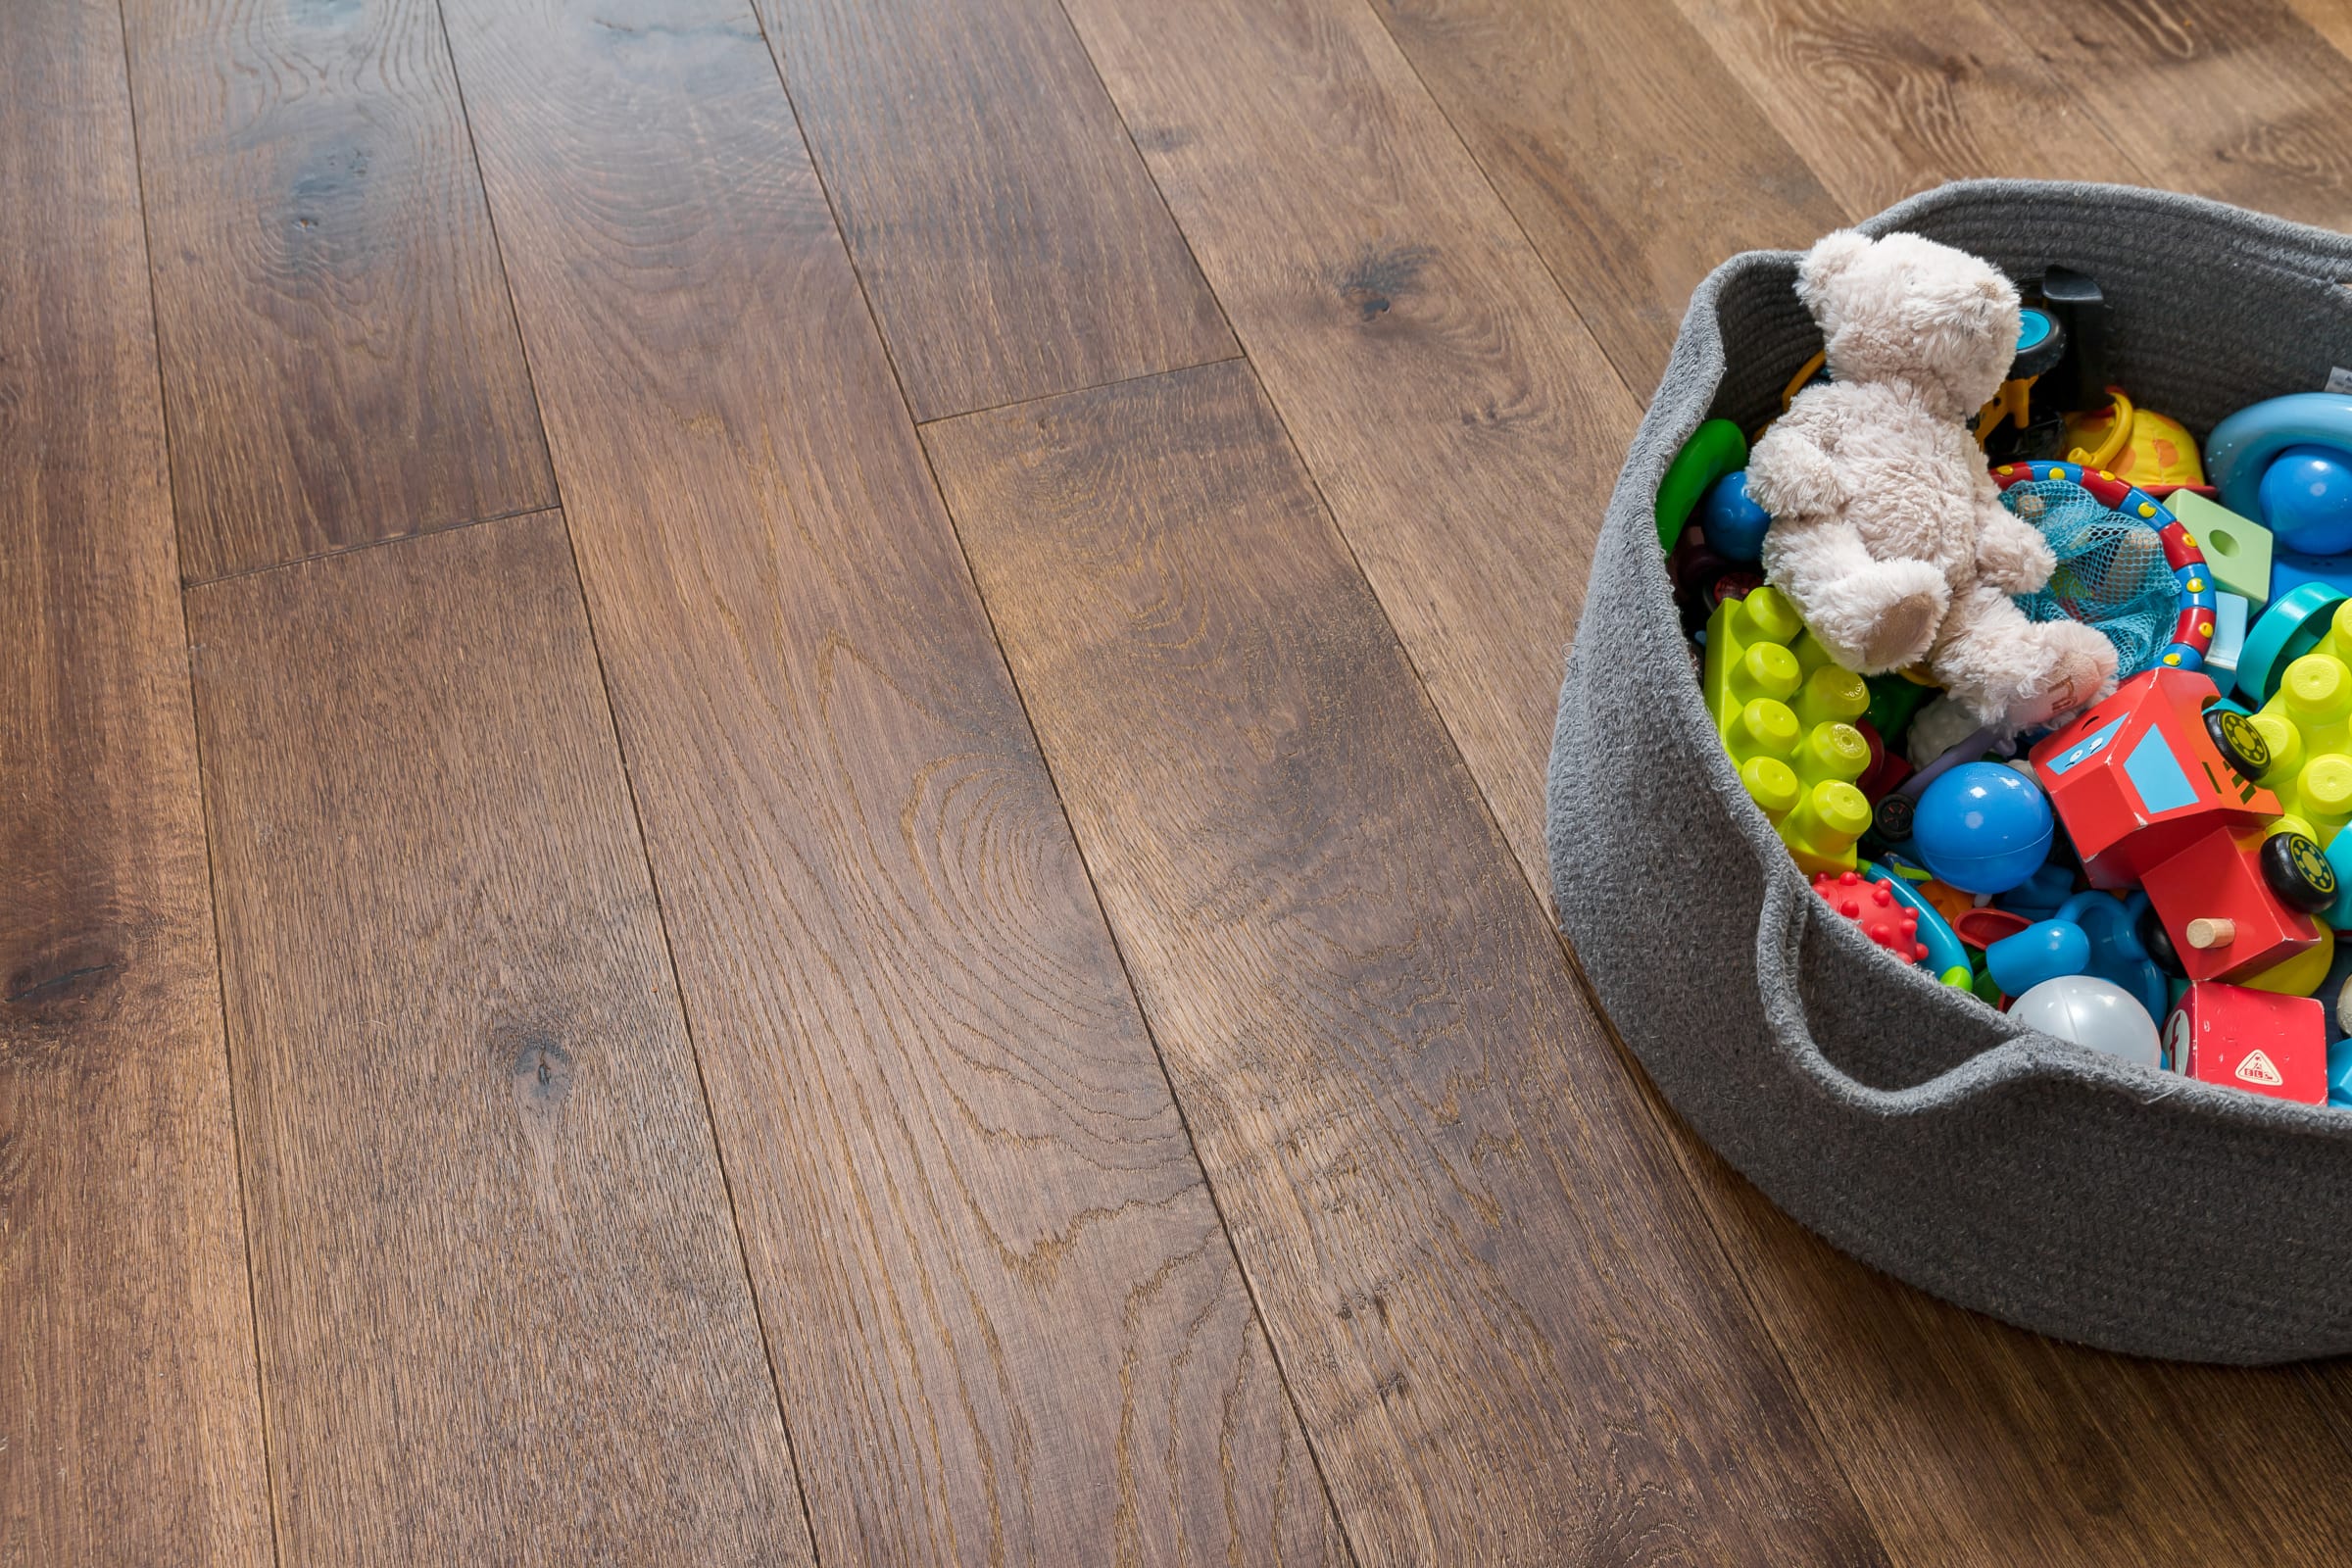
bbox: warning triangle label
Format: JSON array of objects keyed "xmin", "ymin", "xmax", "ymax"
[{"xmin": 2237, "ymin": 1050, "xmax": 2285, "ymax": 1087}]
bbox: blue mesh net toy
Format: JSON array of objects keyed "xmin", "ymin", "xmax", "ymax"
[{"xmin": 2001, "ymin": 476, "xmax": 2181, "ymax": 677}]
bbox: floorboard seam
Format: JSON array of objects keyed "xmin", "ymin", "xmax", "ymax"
[
  {"xmin": 910, "ymin": 352, "xmax": 1247, "ymax": 427},
  {"xmin": 181, "ymin": 503, "xmax": 564, "ymax": 591}
]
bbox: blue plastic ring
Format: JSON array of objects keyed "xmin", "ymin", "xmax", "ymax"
[
  {"xmin": 2207, "ymin": 393, "xmax": 2352, "ymax": 520},
  {"xmin": 1860, "ymin": 860, "xmax": 1972, "ymax": 988},
  {"xmin": 2236, "ymin": 580, "xmax": 2346, "ymax": 705}
]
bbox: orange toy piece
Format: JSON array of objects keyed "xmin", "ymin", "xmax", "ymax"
[
  {"xmin": 1813, "ymin": 870, "xmax": 1930, "ymax": 963},
  {"xmin": 1904, "ymin": 871, "xmax": 1976, "ymax": 930},
  {"xmin": 2064, "ymin": 388, "xmax": 2205, "ymax": 488}
]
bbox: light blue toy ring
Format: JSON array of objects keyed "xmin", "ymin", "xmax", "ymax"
[
  {"xmin": 2235, "ymin": 579, "xmax": 2345, "ymax": 705},
  {"xmin": 2206, "ymin": 393, "xmax": 2352, "ymax": 519},
  {"xmin": 1860, "ymin": 859, "xmax": 1972, "ymax": 988}
]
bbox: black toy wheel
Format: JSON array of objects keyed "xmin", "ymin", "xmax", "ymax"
[
  {"xmin": 1872, "ymin": 792, "xmax": 1915, "ymax": 843},
  {"xmin": 2136, "ymin": 901, "xmax": 2186, "ymax": 978},
  {"xmin": 2262, "ymin": 831, "xmax": 2337, "ymax": 913},
  {"xmin": 2204, "ymin": 707, "xmax": 2271, "ymax": 781}
]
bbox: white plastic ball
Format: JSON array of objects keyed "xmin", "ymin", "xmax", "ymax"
[{"xmin": 2008, "ymin": 976, "xmax": 2161, "ymax": 1069}]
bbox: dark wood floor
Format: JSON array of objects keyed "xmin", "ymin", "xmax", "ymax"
[{"xmin": 12, "ymin": 0, "xmax": 2352, "ymax": 1561}]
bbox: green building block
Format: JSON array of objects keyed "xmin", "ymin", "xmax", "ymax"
[
  {"xmin": 2171, "ymin": 488, "xmax": 2273, "ymax": 610},
  {"xmin": 1863, "ymin": 671, "xmax": 1936, "ymax": 751},
  {"xmin": 1702, "ymin": 586, "xmax": 1872, "ymax": 871},
  {"xmin": 1656, "ymin": 418, "xmax": 1747, "ymax": 552}
]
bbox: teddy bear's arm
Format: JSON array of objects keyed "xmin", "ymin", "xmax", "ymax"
[
  {"xmin": 1762, "ymin": 510, "xmax": 1952, "ymax": 674},
  {"xmin": 1972, "ymin": 497, "xmax": 2057, "ymax": 595},
  {"xmin": 1745, "ymin": 418, "xmax": 1847, "ymax": 523}
]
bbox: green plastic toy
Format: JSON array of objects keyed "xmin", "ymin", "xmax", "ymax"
[{"xmin": 1657, "ymin": 418, "xmax": 1748, "ymax": 552}]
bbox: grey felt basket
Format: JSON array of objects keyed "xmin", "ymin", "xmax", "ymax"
[{"xmin": 1550, "ymin": 180, "xmax": 2352, "ymax": 1363}]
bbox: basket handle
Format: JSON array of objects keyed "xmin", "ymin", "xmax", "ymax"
[{"xmin": 1752, "ymin": 858, "xmax": 2058, "ymax": 1113}]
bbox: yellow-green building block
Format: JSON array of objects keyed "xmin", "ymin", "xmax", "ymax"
[
  {"xmin": 2252, "ymin": 651, "xmax": 2352, "ymax": 842},
  {"xmin": 1703, "ymin": 586, "xmax": 1873, "ymax": 870},
  {"xmin": 2171, "ymin": 488, "xmax": 2273, "ymax": 610},
  {"xmin": 1780, "ymin": 780, "xmax": 1873, "ymax": 875}
]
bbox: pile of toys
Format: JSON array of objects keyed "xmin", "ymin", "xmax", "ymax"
[{"xmin": 1664, "ymin": 228, "xmax": 2352, "ymax": 1109}]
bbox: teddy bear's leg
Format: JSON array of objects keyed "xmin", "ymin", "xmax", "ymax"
[
  {"xmin": 1932, "ymin": 585, "xmax": 2118, "ymax": 731},
  {"xmin": 1760, "ymin": 516, "xmax": 1950, "ymax": 674}
]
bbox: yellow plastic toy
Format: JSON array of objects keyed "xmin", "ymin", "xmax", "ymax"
[
  {"xmin": 1702, "ymin": 586, "xmax": 1873, "ymax": 872},
  {"xmin": 2062, "ymin": 387, "xmax": 2204, "ymax": 488},
  {"xmin": 2241, "ymin": 918, "xmax": 2336, "ymax": 998},
  {"xmin": 2250, "ymin": 650, "xmax": 2352, "ymax": 843}
]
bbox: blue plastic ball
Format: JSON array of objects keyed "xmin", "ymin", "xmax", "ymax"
[
  {"xmin": 2259, "ymin": 445, "xmax": 2352, "ymax": 556},
  {"xmin": 1694, "ymin": 469, "xmax": 1771, "ymax": 564},
  {"xmin": 1913, "ymin": 761, "xmax": 2053, "ymax": 895}
]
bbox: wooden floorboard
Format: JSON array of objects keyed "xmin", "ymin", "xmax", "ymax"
[
  {"xmin": 2285, "ymin": 0, "xmax": 2352, "ymax": 61},
  {"xmin": 1968, "ymin": 0, "xmax": 2352, "ymax": 228},
  {"xmin": 1665, "ymin": 0, "xmax": 2142, "ymax": 214},
  {"xmin": 753, "ymin": 0, "xmax": 1235, "ymax": 418},
  {"xmin": 435, "ymin": 3, "xmax": 1342, "ymax": 1562},
  {"xmin": 1059, "ymin": 0, "xmax": 1641, "ymax": 899},
  {"xmin": 0, "ymin": 2, "xmax": 273, "ymax": 1562},
  {"xmin": 926, "ymin": 358, "xmax": 1888, "ymax": 1566},
  {"xmin": 1369, "ymin": 0, "xmax": 1847, "ymax": 392},
  {"xmin": 122, "ymin": 0, "xmax": 552, "ymax": 581},
  {"xmin": 187, "ymin": 515, "xmax": 815, "ymax": 1567}
]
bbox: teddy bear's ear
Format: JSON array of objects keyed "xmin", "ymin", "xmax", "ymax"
[{"xmin": 1795, "ymin": 229, "xmax": 1873, "ymax": 312}]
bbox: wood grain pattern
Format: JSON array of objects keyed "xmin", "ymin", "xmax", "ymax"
[
  {"xmin": 753, "ymin": 0, "xmax": 1235, "ymax": 419},
  {"xmin": 925, "ymin": 358, "xmax": 1888, "ymax": 1566},
  {"xmin": 187, "ymin": 515, "xmax": 814, "ymax": 1568},
  {"xmin": 436, "ymin": 3, "xmax": 1342, "ymax": 1561},
  {"xmin": 122, "ymin": 0, "xmax": 552, "ymax": 581},
  {"xmin": 1971, "ymin": 0, "xmax": 2352, "ymax": 227},
  {"xmin": 0, "ymin": 3, "xmax": 272, "ymax": 1563},
  {"xmin": 1059, "ymin": 0, "xmax": 1642, "ymax": 898},
  {"xmin": 1369, "ymin": 0, "xmax": 1847, "ymax": 391},
  {"xmin": 1666, "ymin": 0, "xmax": 2142, "ymax": 216}
]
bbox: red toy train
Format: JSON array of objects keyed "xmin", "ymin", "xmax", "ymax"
[{"xmin": 2030, "ymin": 667, "xmax": 2336, "ymax": 982}]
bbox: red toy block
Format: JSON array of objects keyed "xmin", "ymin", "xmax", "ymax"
[
  {"xmin": 2137, "ymin": 826, "xmax": 2323, "ymax": 982},
  {"xmin": 2030, "ymin": 666, "xmax": 2278, "ymax": 889},
  {"xmin": 2162, "ymin": 982, "xmax": 2327, "ymax": 1103},
  {"xmin": 1854, "ymin": 718, "xmax": 1913, "ymax": 803},
  {"xmin": 1812, "ymin": 870, "xmax": 1929, "ymax": 963}
]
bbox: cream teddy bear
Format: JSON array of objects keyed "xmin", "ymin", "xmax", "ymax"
[{"xmin": 1748, "ymin": 229, "xmax": 2117, "ymax": 736}]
